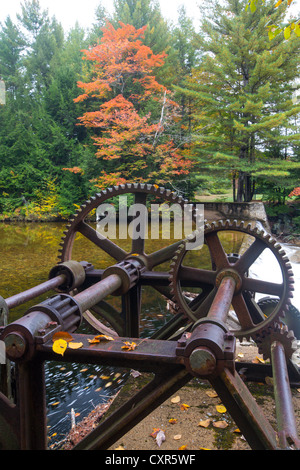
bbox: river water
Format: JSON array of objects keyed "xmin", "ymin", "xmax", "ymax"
[{"xmin": 0, "ymin": 221, "xmax": 299, "ymax": 446}]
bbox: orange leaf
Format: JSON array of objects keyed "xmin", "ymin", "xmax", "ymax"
[
  {"xmin": 121, "ymin": 341, "xmax": 137, "ymax": 351},
  {"xmin": 52, "ymin": 331, "xmax": 73, "ymax": 342},
  {"xmin": 180, "ymin": 403, "xmax": 190, "ymax": 411},
  {"xmin": 169, "ymin": 418, "xmax": 178, "ymax": 424}
]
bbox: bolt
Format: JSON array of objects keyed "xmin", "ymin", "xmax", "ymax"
[
  {"xmin": 189, "ymin": 347, "xmax": 216, "ymax": 376},
  {"xmin": 4, "ymin": 333, "xmax": 26, "ymax": 359}
]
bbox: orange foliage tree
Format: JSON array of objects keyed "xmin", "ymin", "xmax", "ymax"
[{"xmin": 69, "ymin": 22, "xmax": 193, "ymax": 189}]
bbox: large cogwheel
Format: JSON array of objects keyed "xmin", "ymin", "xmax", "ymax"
[
  {"xmin": 57, "ymin": 183, "xmax": 194, "ymax": 336},
  {"xmin": 169, "ymin": 220, "xmax": 295, "ymax": 341},
  {"xmin": 58, "ymin": 183, "xmax": 191, "ymax": 265}
]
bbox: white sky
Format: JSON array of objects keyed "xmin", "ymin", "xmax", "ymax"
[{"xmin": 0, "ymin": 0, "xmax": 202, "ymax": 32}]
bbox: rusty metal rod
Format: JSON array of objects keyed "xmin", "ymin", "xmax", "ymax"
[
  {"xmin": 5, "ymin": 274, "xmax": 67, "ymax": 310},
  {"xmin": 271, "ymin": 340, "xmax": 300, "ymax": 449},
  {"xmin": 207, "ymin": 275, "xmax": 236, "ymax": 324},
  {"xmin": 74, "ymin": 274, "xmax": 122, "ymax": 313}
]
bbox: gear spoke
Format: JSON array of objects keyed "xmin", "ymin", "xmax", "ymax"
[
  {"xmin": 235, "ymin": 238, "xmax": 266, "ymax": 273},
  {"xmin": 179, "ymin": 266, "xmax": 216, "ymax": 286},
  {"xmin": 78, "ymin": 221, "xmax": 128, "ymax": 261},
  {"xmin": 243, "ymin": 277, "xmax": 283, "ymax": 296},
  {"xmin": 205, "ymin": 231, "xmax": 229, "ymax": 269},
  {"xmin": 130, "ymin": 191, "xmax": 148, "ymax": 255}
]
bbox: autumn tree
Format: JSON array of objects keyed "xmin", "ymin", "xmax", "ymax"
[{"xmin": 72, "ymin": 21, "xmax": 193, "ymax": 189}]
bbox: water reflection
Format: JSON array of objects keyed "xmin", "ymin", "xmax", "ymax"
[{"xmin": 0, "ymin": 222, "xmax": 245, "ymax": 445}]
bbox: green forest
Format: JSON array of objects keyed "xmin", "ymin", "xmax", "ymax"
[{"xmin": 0, "ymin": 0, "xmax": 299, "ymax": 232}]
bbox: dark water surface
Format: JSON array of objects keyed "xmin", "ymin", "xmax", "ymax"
[{"xmin": 0, "ymin": 222, "xmax": 243, "ymax": 446}]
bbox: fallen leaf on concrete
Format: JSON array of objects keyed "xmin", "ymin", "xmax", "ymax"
[
  {"xmin": 205, "ymin": 390, "xmax": 218, "ymax": 398},
  {"xmin": 180, "ymin": 403, "xmax": 190, "ymax": 411},
  {"xmin": 198, "ymin": 419, "xmax": 211, "ymax": 428},
  {"xmin": 171, "ymin": 395, "xmax": 180, "ymax": 403},
  {"xmin": 169, "ymin": 418, "xmax": 178, "ymax": 424},
  {"xmin": 216, "ymin": 404, "xmax": 227, "ymax": 413},
  {"xmin": 213, "ymin": 421, "xmax": 228, "ymax": 429},
  {"xmin": 173, "ymin": 434, "xmax": 181, "ymax": 440}
]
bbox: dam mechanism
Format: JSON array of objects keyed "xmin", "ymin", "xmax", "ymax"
[{"xmin": 0, "ymin": 183, "xmax": 299, "ymax": 450}]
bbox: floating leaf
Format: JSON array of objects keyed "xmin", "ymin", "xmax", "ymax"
[
  {"xmin": 68, "ymin": 342, "xmax": 83, "ymax": 350},
  {"xmin": 213, "ymin": 420, "xmax": 228, "ymax": 429},
  {"xmin": 121, "ymin": 341, "xmax": 137, "ymax": 351},
  {"xmin": 51, "ymin": 401, "xmax": 60, "ymax": 407},
  {"xmin": 52, "ymin": 331, "xmax": 73, "ymax": 342},
  {"xmin": 52, "ymin": 339, "xmax": 67, "ymax": 356},
  {"xmin": 105, "ymin": 381, "xmax": 113, "ymax": 388},
  {"xmin": 198, "ymin": 419, "xmax": 211, "ymax": 428},
  {"xmin": 216, "ymin": 405, "xmax": 227, "ymax": 413},
  {"xmin": 100, "ymin": 375, "xmax": 110, "ymax": 380},
  {"xmin": 171, "ymin": 395, "xmax": 180, "ymax": 403}
]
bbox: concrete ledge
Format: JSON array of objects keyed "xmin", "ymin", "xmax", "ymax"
[{"xmin": 201, "ymin": 201, "xmax": 270, "ymax": 230}]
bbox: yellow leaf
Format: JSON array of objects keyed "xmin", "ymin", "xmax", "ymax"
[
  {"xmin": 95, "ymin": 334, "xmax": 115, "ymax": 341},
  {"xmin": 100, "ymin": 375, "xmax": 110, "ymax": 380},
  {"xmin": 114, "ymin": 445, "xmax": 125, "ymax": 450},
  {"xmin": 52, "ymin": 331, "xmax": 73, "ymax": 343},
  {"xmin": 199, "ymin": 447, "xmax": 211, "ymax": 450},
  {"xmin": 121, "ymin": 341, "xmax": 137, "ymax": 351},
  {"xmin": 169, "ymin": 418, "xmax": 178, "ymax": 424},
  {"xmin": 275, "ymin": 0, "xmax": 282, "ymax": 7},
  {"xmin": 178, "ymin": 445, "xmax": 187, "ymax": 450},
  {"xmin": 233, "ymin": 428, "xmax": 241, "ymax": 433},
  {"xmin": 213, "ymin": 420, "xmax": 228, "ymax": 429},
  {"xmin": 216, "ymin": 405, "xmax": 227, "ymax": 413},
  {"xmin": 88, "ymin": 337, "xmax": 100, "ymax": 344},
  {"xmin": 52, "ymin": 339, "xmax": 67, "ymax": 356},
  {"xmin": 105, "ymin": 381, "xmax": 113, "ymax": 387},
  {"xmin": 180, "ymin": 403, "xmax": 190, "ymax": 411},
  {"xmin": 51, "ymin": 401, "xmax": 60, "ymax": 407},
  {"xmin": 198, "ymin": 419, "xmax": 211, "ymax": 428},
  {"xmin": 171, "ymin": 395, "xmax": 180, "ymax": 403},
  {"xmin": 68, "ymin": 342, "xmax": 83, "ymax": 349}
]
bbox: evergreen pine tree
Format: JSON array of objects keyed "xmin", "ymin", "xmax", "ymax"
[{"xmin": 176, "ymin": 0, "xmax": 300, "ymax": 202}]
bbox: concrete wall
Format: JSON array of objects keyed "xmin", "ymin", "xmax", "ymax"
[{"xmin": 201, "ymin": 201, "xmax": 270, "ymax": 230}]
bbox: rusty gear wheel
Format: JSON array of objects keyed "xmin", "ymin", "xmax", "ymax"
[
  {"xmin": 57, "ymin": 183, "xmax": 194, "ymax": 336},
  {"xmin": 255, "ymin": 323, "xmax": 298, "ymax": 361},
  {"xmin": 169, "ymin": 220, "xmax": 295, "ymax": 340}
]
